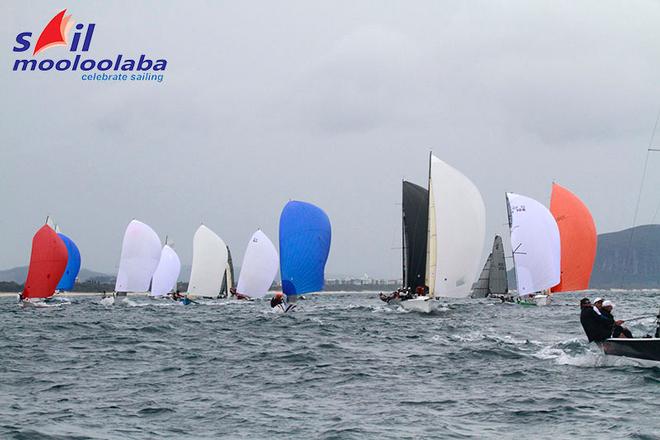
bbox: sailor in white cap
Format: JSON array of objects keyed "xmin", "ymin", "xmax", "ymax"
[
  {"xmin": 602, "ymin": 300, "xmax": 633, "ymax": 338},
  {"xmin": 592, "ymin": 297, "xmax": 604, "ymax": 315}
]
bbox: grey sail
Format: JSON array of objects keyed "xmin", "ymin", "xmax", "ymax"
[
  {"xmin": 470, "ymin": 253, "xmax": 492, "ymax": 298},
  {"xmin": 219, "ymin": 245, "xmax": 236, "ymax": 298},
  {"xmin": 488, "ymin": 235, "xmax": 508, "ymax": 294}
]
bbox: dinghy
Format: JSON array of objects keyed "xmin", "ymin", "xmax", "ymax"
[
  {"xmin": 279, "ymin": 201, "xmax": 331, "ymax": 308},
  {"xmin": 186, "ymin": 225, "xmax": 228, "ymax": 299},
  {"xmin": 470, "ymin": 235, "xmax": 508, "ymax": 299},
  {"xmin": 236, "ymin": 230, "xmax": 279, "ymax": 299},
  {"xmin": 506, "ymin": 193, "xmax": 560, "ymax": 306},
  {"xmin": 114, "ymin": 220, "xmax": 162, "ymax": 302},
  {"xmin": 549, "ymin": 183, "xmax": 597, "ymax": 293},
  {"xmin": 601, "ymin": 338, "xmax": 660, "ymax": 364},
  {"xmin": 150, "ymin": 244, "xmax": 181, "ymax": 297},
  {"xmin": 21, "ymin": 224, "xmax": 69, "ymax": 307}
]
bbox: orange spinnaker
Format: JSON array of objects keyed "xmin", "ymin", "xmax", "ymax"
[
  {"xmin": 22, "ymin": 225, "xmax": 68, "ymax": 299},
  {"xmin": 550, "ymin": 183, "xmax": 597, "ymax": 292}
]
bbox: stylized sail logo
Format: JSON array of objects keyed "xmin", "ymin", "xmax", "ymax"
[{"xmin": 33, "ymin": 9, "xmax": 74, "ymax": 56}]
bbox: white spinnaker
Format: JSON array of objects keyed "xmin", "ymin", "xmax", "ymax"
[
  {"xmin": 115, "ymin": 220, "xmax": 162, "ymax": 292},
  {"xmin": 506, "ymin": 192, "xmax": 561, "ymax": 295},
  {"xmin": 236, "ymin": 230, "xmax": 279, "ymax": 298},
  {"xmin": 187, "ymin": 225, "xmax": 228, "ymax": 297},
  {"xmin": 425, "ymin": 155, "xmax": 486, "ymax": 298},
  {"xmin": 150, "ymin": 245, "xmax": 181, "ymax": 296}
]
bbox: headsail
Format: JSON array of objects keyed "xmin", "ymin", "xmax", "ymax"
[
  {"xmin": 402, "ymin": 181, "xmax": 428, "ymax": 291},
  {"xmin": 236, "ymin": 230, "xmax": 279, "ymax": 298},
  {"xmin": 279, "ymin": 200, "xmax": 331, "ymax": 297},
  {"xmin": 506, "ymin": 193, "xmax": 560, "ymax": 295},
  {"xmin": 550, "ymin": 183, "xmax": 597, "ymax": 292},
  {"xmin": 115, "ymin": 220, "xmax": 162, "ymax": 293},
  {"xmin": 23, "ymin": 225, "xmax": 68, "ymax": 299},
  {"xmin": 56, "ymin": 233, "xmax": 81, "ymax": 291},
  {"xmin": 187, "ymin": 225, "xmax": 228, "ymax": 297},
  {"xmin": 151, "ymin": 244, "xmax": 181, "ymax": 297},
  {"xmin": 425, "ymin": 155, "xmax": 486, "ymax": 298}
]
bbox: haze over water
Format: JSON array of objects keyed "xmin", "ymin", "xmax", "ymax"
[{"xmin": 1, "ymin": 290, "xmax": 658, "ymax": 439}]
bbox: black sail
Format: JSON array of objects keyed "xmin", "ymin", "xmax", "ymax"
[{"xmin": 402, "ymin": 181, "xmax": 428, "ymax": 290}]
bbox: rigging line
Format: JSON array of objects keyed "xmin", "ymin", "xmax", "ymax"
[{"xmin": 622, "ymin": 107, "xmax": 660, "ymax": 285}]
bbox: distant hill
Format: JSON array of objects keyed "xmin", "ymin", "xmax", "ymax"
[
  {"xmin": 0, "ymin": 266, "xmax": 113, "ymax": 283},
  {"xmin": 590, "ymin": 224, "xmax": 660, "ymax": 288},
  {"xmin": 505, "ymin": 224, "xmax": 660, "ymax": 289}
]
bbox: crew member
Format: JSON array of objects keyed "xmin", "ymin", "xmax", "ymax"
[
  {"xmin": 271, "ymin": 292, "xmax": 285, "ymax": 308},
  {"xmin": 230, "ymin": 287, "xmax": 251, "ymax": 301},
  {"xmin": 579, "ymin": 298, "xmax": 612, "ymax": 342},
  {"xmin": 601, "ymin": 300, "xmax": 632, "ymax": 338},
  {"xmin": 592, "ymin": 297, "xmax": 604, "ymax": 315}
]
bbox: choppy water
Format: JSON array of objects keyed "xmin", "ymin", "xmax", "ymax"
[{"xmin": 0, "ymin": 290, "xmax": 658, "ymax": 439}]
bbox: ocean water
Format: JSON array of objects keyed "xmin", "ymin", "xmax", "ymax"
[{"xmin": 0, "ymin": 290, "xmax": 658, "ymax": 440}]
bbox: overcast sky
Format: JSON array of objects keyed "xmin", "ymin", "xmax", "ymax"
[{"xmin": 2, "ymin": 1, "xmax": 660, "ymax": 278}]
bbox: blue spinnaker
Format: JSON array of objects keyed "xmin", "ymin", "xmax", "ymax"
[
  {"xmin": 56, "ymin": 233, "xmax": 81, "ymax": 291},
  {"xmin": 279, "ymin": 201, "xmax": 331, "ymax": 296}
]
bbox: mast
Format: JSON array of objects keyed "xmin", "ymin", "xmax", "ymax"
[
  {"xmin": 505, "ymin": 192, "xmax": 517, "ymax": 293},
  {"xmin": 401, "ymin": 180, "xmax": 406, "ymax": 287},
  {"xmin": 426, "ymin": 150, "xmax": 434, "ymax": 297}
]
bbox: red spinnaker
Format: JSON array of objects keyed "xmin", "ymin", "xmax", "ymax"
[
  {"xmin": 550, "ymin": 183, "xmax": 597, "ymax": 292},
  {"xmin": 22, "ymin": 225, "xmax": 68, "ymax": 299}
]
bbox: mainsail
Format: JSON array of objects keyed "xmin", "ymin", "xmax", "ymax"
[
  {"xmin": 23, "ymin": 225, "xmax": 69, "ymax": 299},
  {"xmin": 151, "ymin": 244, "xmax": 181, "ymax": 297},
  {"xmin": 402, "ymin": 181, "xmax": 428, "ymax": 290},
  {"xmin": 220, "ymin": 246, "xmax": 235, "ymax": 297},
  {"xmin": 470, "ymin": 236, "xmax": 508, "ymax": 298},
  {"xmin": 425, "ymin": 155, "xmax": 486, "ymax": 298},
  {"xmin": 115, "ymin": 220, "xmax": 162, "ymax": 293},
  {"xmin": 506, "ymin": 193, "xmax": 560, "ymax": 295},
  {"xmin": 279, "ymin": 200, "xmax": 331, "ymax": 297},
  {"xmin": 549, "ymin": 183, "xmax": 597, "ymax": 292},
  {"xmin": 56, "ymin": 233, "xmax": 81, "ymax": 291},
  {"xmin": 187, "ymin": 225, "xmax": 228, "ymax": 297},
  {"xmin": 236, "ymin": 230, "xmax": 279, "ymax": 298}
]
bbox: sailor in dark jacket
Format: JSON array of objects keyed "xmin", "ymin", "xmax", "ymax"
[
  {"xmin": 580, "ymin": 298, "xmax": 613, "ymax": 342},
  {"xmin": 601, "ymin": 300, "xmax": 633, "ymax": 338}
]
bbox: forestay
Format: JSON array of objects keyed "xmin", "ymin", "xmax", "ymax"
[
  {"xmin": 506, "ymin": 193, "xmax": 560, "ymax": 295},
  {"xmin": 187, "ymin": 225, "xmax": 228, "ymax": 297},
  {"xmin": 426, "ymin": 155, "xmax": 486, "ymax": 298},
  {"xmin": 236, "ymin": 230, "xmax": 279, "ymax": 298},
  {"xmin": 151, "ymin": 244, "xmax": 181, "ymax": 297},
  {"xmin": 115, "ymin": 220, "xmax": 162, "ymax": 293}
]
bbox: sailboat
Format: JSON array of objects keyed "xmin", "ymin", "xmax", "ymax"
[
  {"xmin": 549, "ymin": 183, "xmax": 597, "ymax": 293},
  {"xmin": 113, "ymin": 220, "xmax": 162, "ymax": 301},
  {"xmin": 235, "ymin": 230, "xmax": 279, "ymax": 299},
  {"xmin": 150, "ymin": 243, "xmax": 181, "ymax": 297},
  {"xmin": 393, "ymin": 155, "xmax": 486, "ymax": 313},
  {"xmin": 186, "ymin": 225, "xmax": 228, "ymax": 299},
  {"xmin": 220, "ymin": 245, "xmax": 235, "ymax": 298},
  {"xmin": 505, "ymin": 192, "xmax": 561, "ymax": 306},
  {"xmin": 55, "ymin": 232, "xmax": 81, "ymax": 293},
  {"xmin": 20, "ymin": 223, "xmax": 69, "ymax": 307},
  {"xmin": 470, "ymin": 235, "xmax": 508, "ymax": 298},
  {"xmin": 279, "ymin": 200, "xmax": 331, "ymax": 308}
]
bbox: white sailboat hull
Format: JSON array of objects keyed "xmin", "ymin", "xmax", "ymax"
[{"xmin": 400, "ymin": 297, "xmax": 436, "ymax": 313}]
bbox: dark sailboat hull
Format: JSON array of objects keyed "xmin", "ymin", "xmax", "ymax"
[{"xmin": 601, "ymin": 338, "xmax": 660, "ymax": 362}]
